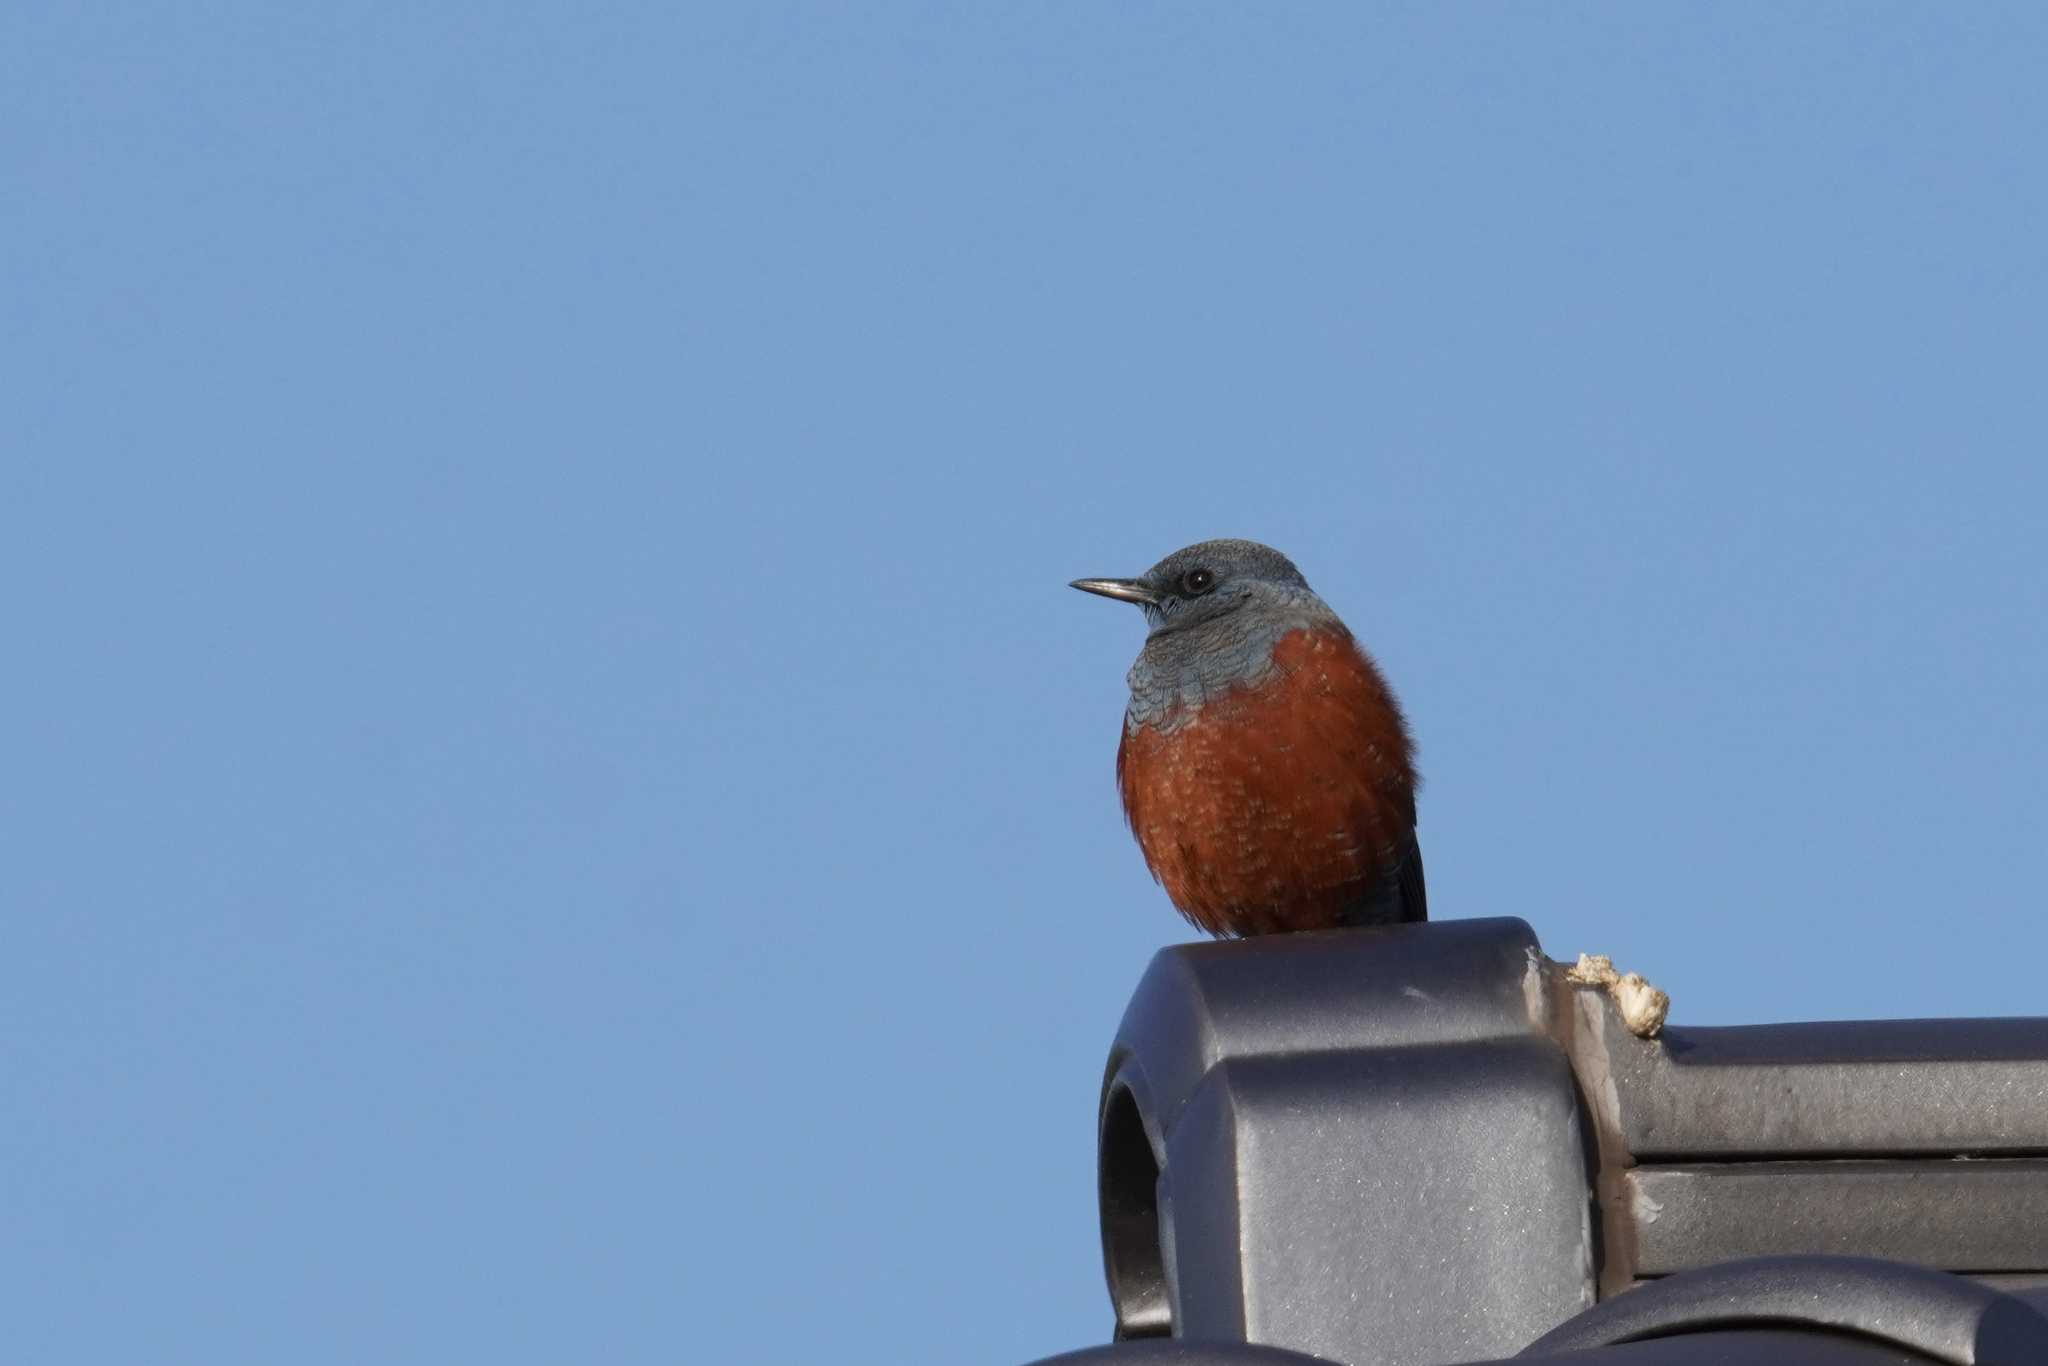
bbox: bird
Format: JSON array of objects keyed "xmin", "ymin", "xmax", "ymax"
[{"xmin": 1071, "ymin": 538, "xmax": 1424, "ymax": 937}]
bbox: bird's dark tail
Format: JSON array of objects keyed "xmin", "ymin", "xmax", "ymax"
[
  {"xmin": 1395, "ymin": 836, "xmax": 1428, "ymax": 923},
  {"xmin": 1335, "ymin": 835, "xmax": 1428, "ymax": 927}
]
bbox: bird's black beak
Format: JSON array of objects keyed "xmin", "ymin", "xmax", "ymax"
[{"xmin": 1070, "ymin": 577, "xmax": 1161, "ymax": 606}]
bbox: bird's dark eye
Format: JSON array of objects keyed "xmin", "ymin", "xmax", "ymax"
[{"xmin": 1181, "ymin": 568, "xmax": 1215, "ymax": 596}]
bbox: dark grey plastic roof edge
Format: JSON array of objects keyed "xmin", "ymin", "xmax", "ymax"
[{"xmin": 1516, "ymin": 1255, "xmax": 2048, "ymax": 1366}]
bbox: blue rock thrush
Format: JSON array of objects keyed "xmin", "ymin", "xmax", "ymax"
[{"xmin": 1072, "ymin": 539, "xmax": 1425, "ymax": 936}]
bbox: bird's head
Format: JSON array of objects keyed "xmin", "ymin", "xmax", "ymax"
[{"xmin": 1071, "ymin": 538, "xmax": 1320, "ymax": 637}]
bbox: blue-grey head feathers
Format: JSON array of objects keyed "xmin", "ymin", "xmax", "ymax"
[{"xmin": 1117, "ymin": 539, "xmax": 1345, "ymax": 731}]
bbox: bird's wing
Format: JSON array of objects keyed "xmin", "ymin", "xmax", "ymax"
[{"xmin": 1282, "ymin": 628, "xmax": 1426, "ymax": 925}]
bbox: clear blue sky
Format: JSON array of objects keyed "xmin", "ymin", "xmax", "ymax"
[{"xmin": 7, "ymin": 5, "xmax": 2046, "ymax": 1363}]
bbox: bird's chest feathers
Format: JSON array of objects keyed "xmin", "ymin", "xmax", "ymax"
[
  {"xmin": 1124, "ymin": 629, "xmax": 1360, "ymax": 769},
  {"xmin": 1115, "ymin": 627, "xmax": 1411, "ymax": 933},
  {"xmin": 1117, "ymin": 625, "xmax": 1409, "ymax": 835},
  {"xmin": 1126, "ymin": 611, "xmax": 1332, "ymax": 733}
]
